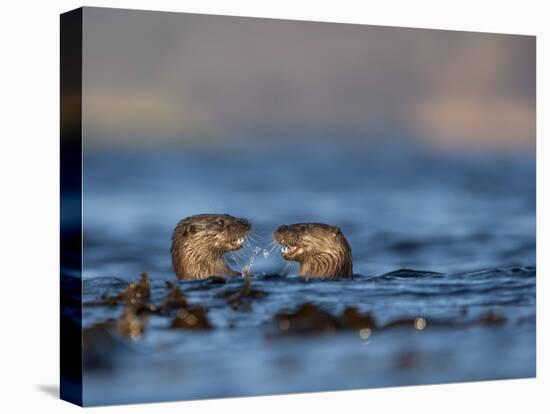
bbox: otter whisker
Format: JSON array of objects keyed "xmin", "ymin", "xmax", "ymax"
[
  {"xmin": 247, "ymin": 234, "xmax": 263, "ymax": 248},
  {"xmin": 227, "ymin": 252, "xmax": 251, "ymax": 271},
  {"xmin": 245, "ymin": 236, "xmax": 259, "ymax": 249},
  {"xmin": 267, "ymin": 242, "xmax": 280, "ymax": 255},
  {"xmin": 225, "ymin": 254, "xmax": 242, "ymax": 268},
  {"xmin": 229, "ymin": 249, "xmax": 247, "ymax": 262},
  {"xmin": 247, "ymin": 234, "xmax": 259, "ymax": 242},
  {"xmin": 281, "ymin": 261, "xmax": 292, "ymax": 277},
  {"xmin": 265, "ymin": 239, "xmax": 278, "ymax": 249},
  {"xmin": 255, "ymin": 231, "xmax": 277, "ymax": 245}
]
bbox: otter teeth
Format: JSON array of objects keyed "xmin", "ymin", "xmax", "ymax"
[{"xmin": 281, "ymin": 245, "xmax": 296, "ymax": 254}]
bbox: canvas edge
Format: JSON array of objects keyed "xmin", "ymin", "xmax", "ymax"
[{"xmin": 60, "ymin": 7, "xmax": 84, "ymax": 407}]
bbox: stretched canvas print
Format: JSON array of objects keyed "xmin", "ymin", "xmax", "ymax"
[{"xmin": 60, "ymin": 7, "xmax": 536, "ymax": 406}]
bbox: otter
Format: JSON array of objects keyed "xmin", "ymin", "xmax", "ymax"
[
  {"xmin": 171, "ymin": 214, "xmax": 251, "ymax": 280},
  {"xmin": 274, "ymin": 223, "xmax": 353, "ymax": 278}
]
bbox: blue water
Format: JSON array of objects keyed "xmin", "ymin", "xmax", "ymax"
[{"xmin": 79, "ymin": 146, "xmax": 535, "ymax": 405}]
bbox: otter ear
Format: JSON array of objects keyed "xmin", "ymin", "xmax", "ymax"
[
  {"xmin": 187, "ymin": 225, "xmax": 197, "ymax": 234},
  {"xmin": 332, "ymin": 227, "xmax": 342, "ymax": 236}
]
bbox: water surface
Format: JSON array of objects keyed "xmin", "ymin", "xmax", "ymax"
[{"xmin": 78, "ymin": 148, "xmax": 535, "ymax": 405}]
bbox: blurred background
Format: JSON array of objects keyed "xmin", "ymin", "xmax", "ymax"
[
  {"xmin": 80, "ymin": 8, "xmax": 535, "ymax": 405},
  {"xmin": 82, "ymin": 7, "xmax": 535, "ymax": 277},
  {"xmin": 82, "ymin": 8, "xmax": 535, "ymax": 153}
]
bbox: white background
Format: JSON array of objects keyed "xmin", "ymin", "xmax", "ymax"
[{"xmin": 0, "ymin": 0, "xmax": 547, "ymax": 412}]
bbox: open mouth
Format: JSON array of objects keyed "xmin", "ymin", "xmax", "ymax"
[
  {"xmin": 230, "ymin": 237, "xmax": 246, "ymax": 247},
  {"xmin": 280, "ymin": 244, "xmax": 298, "ymax": 255}
]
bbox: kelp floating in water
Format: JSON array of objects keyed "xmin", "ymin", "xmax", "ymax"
[
  {"xmin": 121, "ymin": 272, "xmax": 150, "ymax": 305},
  {"xmin": 478, "ymin": 310, "xmax": 506, "ymax": 325},
  {"xmin": 272, "ymin": 303, "xmax": 507, "ymax": 336},
  {"xmin": 159, "ymin": 282, "xmax": 212, "ymax": 329},
  {"xmin": 216, "ymin": 277, "xmax": 268, "ymax": 310},
  {"xmin": 171, "ymin": 306, "xmax": 211, "ymax": 330},
  {"xmin": 82, "ymin": 273, "xmax": 509, "ymax": 342},
  {"xmin": 85, "ymin": 272, "xmax": 152, "ymax": 309},
  {"xmin": 159, "ymin": 282, "xmax": 188, "ymax": 313},
  {"xmin": 274, "ymin": 303, "xmax": 374, "ymax": 335},
  {"xmin": 117, "ymin": 306, "xmax": 147, "ymax": 340}
]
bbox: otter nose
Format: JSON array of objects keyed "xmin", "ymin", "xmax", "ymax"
[{"xmin": 278, "ymin": 225, "xmax": 288, "ymax": 231}]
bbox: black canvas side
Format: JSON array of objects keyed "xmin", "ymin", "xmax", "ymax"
[{"xmin": 60, "ymin": 7, "xmax": 83, "ymax": 407}]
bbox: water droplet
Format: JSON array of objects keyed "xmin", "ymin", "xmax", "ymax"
[
  {"xmin": 414, "ymin": 317, "xmax": 427, "ymax": 330},
  {"xmin": 359, "ymin": 328, "xmax": 371, "ymax": 340}
]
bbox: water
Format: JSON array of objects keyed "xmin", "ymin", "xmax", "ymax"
[{"xmin": 77, "ymin": 146, "xmax": 535, "ymax": 405}]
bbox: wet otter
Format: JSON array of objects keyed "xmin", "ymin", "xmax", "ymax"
[
  {"xmin": 171, "ymin": 214, "xmax": 251, "ymax": 280},
  {"xmin": 274, "ymin": 223, "xmax": 353, "ymax": 278}
]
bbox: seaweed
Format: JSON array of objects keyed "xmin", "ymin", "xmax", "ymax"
[
  {"xmin": 82, "ymin": 272, "xmax": 509, "ymax": 343},
  {"xmin": 170, "ymin": 305, "xmax": 212, "ymax": 330},
  {"xmin": 115, "ymin": 272, "xmax": 151, "ymax": 306},
  {"xmin": 84, "ymin": 272, "xmax": 151, "ymax": 309},
  {"xmin": 271, "ymin": 303, "xmax": 507, "ymax": 336},
  {"xmin": 274, "ymin": 303, "xmax": 341, "ymax": 335},
  {"xmin": 117, "ymin": 305, "xmax": 147, "ymax": 340},
  {"xmin": 159, "ymin": 282, "xmax": 188, "ymax": 313},
  {"xmin": 340, "ymin": 307, "xmax": 377, "ymax": 330},
  {"xmin": 478, "ymin": 310, "xmax": 506, "ymax": 326},
  {"xmin": 216, "ymin": 277, "xmax": 268, "ymax": 310}
]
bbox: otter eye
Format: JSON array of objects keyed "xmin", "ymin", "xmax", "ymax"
[
  {"xmin": 300, "ymin": 225, "xmax": 307, "ymax": 232},
  {"xmin": 188, "ymin": 225, "xmax": 197, "ymax": 234},
  {"xmin": 216, "ymin": 219, "xmax": 225, "ymax": 226}
]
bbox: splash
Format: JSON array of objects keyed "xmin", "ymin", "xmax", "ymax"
[{"xmin": 242, "ymin": 246, "xmax": 262, "ymax": 276}]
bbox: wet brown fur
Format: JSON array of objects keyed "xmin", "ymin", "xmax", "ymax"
[
  {"xmin": 275, "ymin": 223, "xmax": 353, "ymax": 278},
  {"xmin": 171, "ymin": 214, "xmax": 251, "ymax": 280}
]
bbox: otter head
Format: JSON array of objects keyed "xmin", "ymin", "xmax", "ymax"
[
  {"xmin": 274, "ymin": 223, "xmax": 352, "ymax": 278},
  {"xmin": 171, "ymin": 214, "xmax": 251, "ymax": 280}
]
